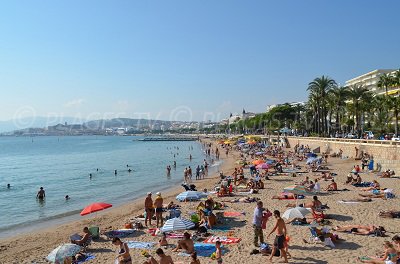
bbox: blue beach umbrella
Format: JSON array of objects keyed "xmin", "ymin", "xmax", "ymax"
[
  {"xmin": 161, "ymin": 217, "xmax": 195, "ymax": 232},
  {"xmin": 176, "ymin": 191, "xmax": 207, "ymax": 202},
  {"xmin": 307, "ymin": 153, "xmax": 317, "ymax": 158},
  {"xmin": 306, "ymin": 157, "xmax": 318, "ymax": 164},
  {"xmin": 46, "ymin": 243, "xmax": 81, "ymax": 263}
]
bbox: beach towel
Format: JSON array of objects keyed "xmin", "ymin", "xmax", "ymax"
[
  {"xmin": 126, "ymin": 241, "xmax": 155, "ymax": 249},
  {"xmin": 77, "ymin": 254, "xmax": 95, "ymax": 264},
  {"xmin": 105, "ymin": 229, "xmax": 136, "ymax": 238},
  {"xmin": 178, "ymin": 243, "xmax": 224, "ymax": 257},
  {"xmin": 204, "ymin": 235, "xmax": 241, "ymax": 244},
  {"xmin": 167, "ymin": 233, "xmax": 184, "ymax": 239},
  {"xmin": 338, "ymin": 201, "xmax": 360, "ymax": 204},
  {"xmin": 209, "ymin": 226, "xmax": 231, "ymax": 232},
  {"xmin": 223, "ymin": 212, "xmax": 243, "ymax": 217}
]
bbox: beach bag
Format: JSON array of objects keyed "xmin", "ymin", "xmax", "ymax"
[
  {"xmin": 385, "ymin": 192, "xmax": 395, "ymax": 199},
  {"xmin": 374, "ymin": 228, "xmax": 385, "ymax": 237}
]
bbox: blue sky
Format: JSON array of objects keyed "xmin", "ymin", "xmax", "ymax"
[{"xmin": 0, "ymin": 0, "xmax": 399, "ymax": 122}]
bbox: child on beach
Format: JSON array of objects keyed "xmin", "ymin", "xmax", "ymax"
[
  {"xmin": 190, "ymin": 252, "xmax": 201, "ymax": 264},
  {"xmin": 215, "ymin": 240, "xmax": 223, "ymax": 263}
]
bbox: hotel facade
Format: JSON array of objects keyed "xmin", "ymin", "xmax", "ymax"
[{"xmin": 345, "ymin": 69, "xmax": 399, "ymax": 96}]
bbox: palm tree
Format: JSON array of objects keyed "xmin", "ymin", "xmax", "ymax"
[
  {"xmin": 377, "ymin": 73, "xmax": 394, "ymax": 95},
  {"xmin": 328, "ymin": 86, "xmax": 349, "ymax": 134},
  {"xmin": 394, "ymin": 69, "xmax": 400, "ymax": 88},
  {"xmin": 386, "ymin": 96, "xmax": 400, "ymax": 135},
  {"xmin": 347, "ymin": 84, "xmax": 372, "ymax": 136},
  {"xmin": 307, "ymin": 76, "xmax": 337, "ymax": 136}
]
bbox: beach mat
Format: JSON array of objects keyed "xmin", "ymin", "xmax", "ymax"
[
  {"xmin": 178, "ymin": 243, "xmax": 224, "ymax": 257},
  {"xmin": 105, "ymin": 229, "xmax": 136, "ymax": 238},
  {"xmin": 209, "ymin": 226, "xmax": 232, "ymax": 232},
  {"xmin": 338, "ymin": 200, "xmax": 360, "ymax": 204},
  {"xmin": 204, "ymin": 235, "xmax": 241, "ymax": 244},
  {"xmin": 126, "ymin": 241, "xmax": 155, "ymax": 249},
  {"xmin": 77, "ymin": 254, "xmax": 95, "ymax": 264},
  {"xmin": 223, "ymin": 212, "xmax": 243, "ymax": 217}
]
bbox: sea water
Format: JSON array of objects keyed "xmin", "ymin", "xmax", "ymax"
[{"xmin": 0, "ymin": 136, "xmax": 219, "ymax": 237}]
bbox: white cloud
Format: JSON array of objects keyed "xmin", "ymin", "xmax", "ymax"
[{"xmin": 64, "ymin": 98, "xmax": 85, "ymax": 108}]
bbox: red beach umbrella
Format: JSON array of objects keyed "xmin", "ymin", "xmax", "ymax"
[{"xmin": 80, "ymin": 202, "xmax": 112, "ymax": 216}]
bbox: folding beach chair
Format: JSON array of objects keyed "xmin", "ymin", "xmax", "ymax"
[{"xmin": 88, "ymin": 226, "xmax": 100, "ymax": 240}]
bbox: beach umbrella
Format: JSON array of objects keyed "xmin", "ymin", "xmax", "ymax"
[
  {"xmin": 283, "ymin": 185, "xmax": 313, "ymax": 196},
  {"xmin": 256, "ymin": 163, "xmax": 269, "ymax": 170},
  {"xmin": 247, "ymin": 141, "xmax": 257, "ymax": 145},
  {"xmin": 280, "ymin": 127, "xmax": 291, "ymax": 133},
  {"xmin": 307, "ymin": 153, "xmax": 317, "ymax": 158},
  {"xmin": 252, "ymin": 159, "xmax": 265, "ymax": 165},
  {"xmin": 306, "ymin": 157, "xmax": 318, "ymax": 164},
  {"xmin": 255, "ymin": 151, "xmax": 265, "ymax": 155},
  {"xmin": 161, "ymin": 217, "xmax": 195, "ymax": 232},
  {"xmin": 176, "ymin": 191, "xmax": 207, "ymax": 202},
  {"xmin": 46, "ymin": 243, "xmax": 81, "ymax": 263},
  {"xmin": 80, "ymin": 202, "xmax": 112, "ymax": 216},
  {"xmin": 282, "ymin": 207, "xmax": 310, "ymax": 220}
]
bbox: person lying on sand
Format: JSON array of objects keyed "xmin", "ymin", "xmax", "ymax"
[
  {"xmin": 358, "ymin": 191, "xmax": 391, "ymax": 199},
  {"xmin": 360, "ymin": 180, "xmax": 380, "ymax": 191},
  {"xmin": 226, "ymin": 196, "xmax": 259, "ymax": 203},
  {"xmin": 340, "ymin": 198, "xmax": 372, "ymax": 202},
  {"xmin": 378, "ymin": 211, "xmax": 400, "ymax": 218},
  {"xmin": 358, "ymin": 241, "xmax": 398, "ymax": 264},
  {"xmin": 333, "ymin": 225, "xmax": 385, "ymax": 235},
  {"xmin": 378, "ymin": 169, "xmax": 396, "ymax": 178},
  {"xmin": 272, "ymin": 193, "xmax": 303, "ymax": 200}
]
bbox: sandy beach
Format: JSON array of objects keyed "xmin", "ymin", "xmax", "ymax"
[{"xmin": 1, "ymin": 137, "xmax": 399, "ymax": 264}]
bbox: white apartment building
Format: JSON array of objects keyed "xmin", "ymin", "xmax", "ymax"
[{"xmin": 345, "ymin": 69, "xmax": 397, "ymax": 96}]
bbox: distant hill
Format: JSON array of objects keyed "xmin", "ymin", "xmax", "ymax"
[
  {"xmin": 83, "ymin": 118, "xmax": 173, "ymax": 129},
  {"xmin": 0, "ymin": 116, "xmax": 81, "ymax": 133}
]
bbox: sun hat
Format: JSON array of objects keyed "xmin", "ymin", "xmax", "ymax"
[{"xmin": 156, "ymin": 192, "xmax": 161, "ymax": 196}]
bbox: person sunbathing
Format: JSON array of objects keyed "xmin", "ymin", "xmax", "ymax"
[
  {"xmin": 333, "ymin": 225, "xmax": 385, "ymax": 235},
  {"xmin": 358, "ymin": 241, "xmax": 398, "ymax": 264},
  {"xmin": 325, "ymin": 179, "xmax": 338, "ymax": 191},
  {"xmin": 378, "ymin": 211, "xmax": 400, "ymax": 218},
  {"xmin": 286, "ymin": 196, "xmax": 322, "ymax": 209},
  {"xmin": 379, "ymin": 170, "xmax": 396, "ymax": 178},
  {"xmin": 360, "ymin": 180, "xmax": 380, "ymax": 191},
  {"xmin": 340, "ymin": 198, "xmax": 372, "ymax": 203},
  {"xmin": 272, "ymin": 193, "xmax": 299, "ymax": 200},
  {"xmin": 358, "ymin": 193, "xmax": 386, "ymax": 199},
  {"xmin": 345, "ymin": 173, "xmax": 356, "ymax": 185},
  {"xmin": 172, "ymin": 232, "xmax": 194, "ymax": 254},
  {"xmin": 285, "ymin": 217, "xmax": 311, "ymax": 225},
  {"xmin": 71, "ymin": 227, "xmax": 91, "ymax": 246}
]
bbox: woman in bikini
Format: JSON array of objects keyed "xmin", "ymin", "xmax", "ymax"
[
  {"xmin": 112, "ymin": 237, "xmax": 132, "ymax": 264},
  {"xmin": 359, "ymin": 241, "xmax": 398, "ymax": 264}
]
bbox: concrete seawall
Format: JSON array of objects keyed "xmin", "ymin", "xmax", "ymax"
[{"xmin": 285, "ymin": 137, "xmax": 400, "ymax": 172}]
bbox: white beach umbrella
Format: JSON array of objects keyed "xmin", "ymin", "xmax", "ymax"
[
  {"xmin": 160, "ymin": 217, "xmax": 195, "ymax": 232},
  {"xmin": 282, "ymin": 207, "xmax": 310, "ymax": 220},
  {"xmin": 46, "ymin": 243, "xmax": 81, "ymax": 263},
  {"xmin": 176, "ymin": 191, "xmax": 207, "ymax": 202}
]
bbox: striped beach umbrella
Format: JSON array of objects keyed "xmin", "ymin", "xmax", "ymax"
[
  {"xmin": 176, "ymin": 191, "xmax": 207, "ymax": 202},
  {"xmin": 46, "ymin": 243, "xmax": 81, "ymax": 263},
  {"xmin": 160, "ymin": 217, "xmax": 195, "ymax": 232}
]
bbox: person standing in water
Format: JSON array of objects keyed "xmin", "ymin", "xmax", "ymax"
[{"xmin": 37, "ymin": 187, "xmax": 45, "ymax": 200}]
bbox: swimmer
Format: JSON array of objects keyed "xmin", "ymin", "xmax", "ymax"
[
  {"xmin": 89, "ymin": 173, "xmax": 92, "ymax": 179},
  {"xmin": 65, "ymin": 195, "xmax": 70, "ymax": 200},
  {"xmin": 96, "ymin": 168, "xmax": 99, "ymax": 171},
  {"xmin": 114, "ymin": 170, "xmax": 117, "ymax": 175},
  {"xmin": 37, "ymin": 187, "xmax": 45, "ymax": 200},
  {"xmin": 128, "ymin": 169, "xmax": 132, "ymax": 173},
  {"xmin": 7, "ymin": 184, "xmax": 11, "ymax": 189}
]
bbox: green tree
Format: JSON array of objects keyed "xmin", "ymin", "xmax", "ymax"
[
  {"xmin": 328, "ymin": 86, "xmax": 349, "ymax": 133},
  {"xmin": 307, "ymin": 76, "xmax": 337, "ymax": 136},
  {"xmin": 347, "ymin": 84, "xmax": 372, "ymax": 135},
  {"xmin": 377, "ymin": 73, "xmax": 394, "ymax": 95}
]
